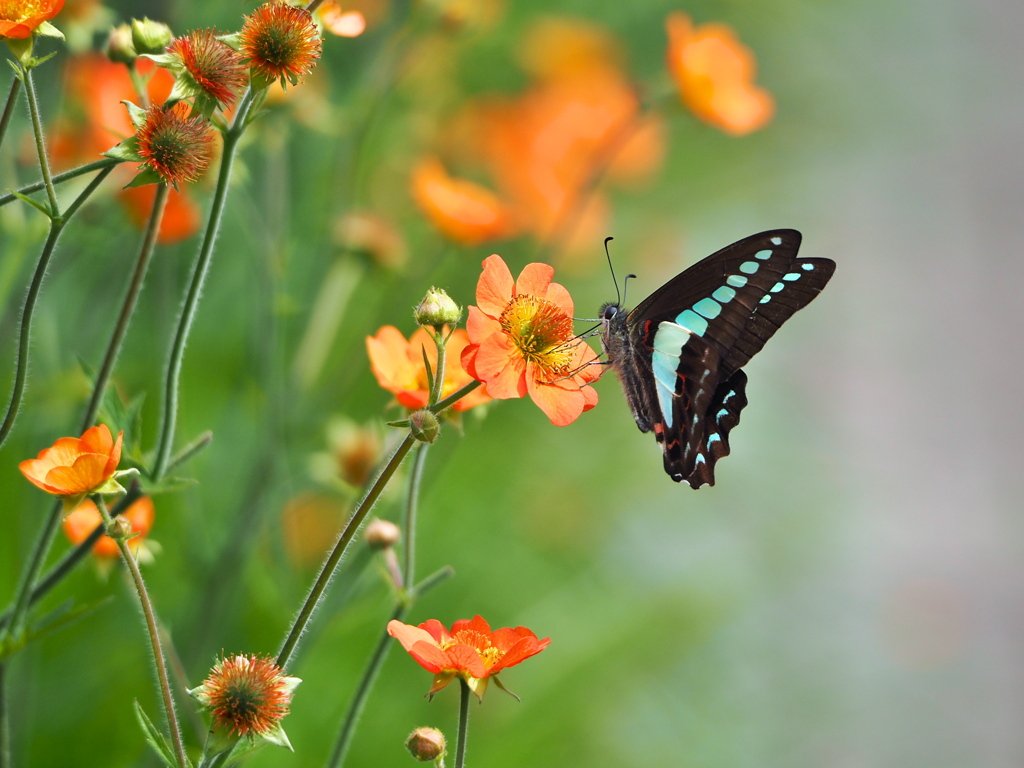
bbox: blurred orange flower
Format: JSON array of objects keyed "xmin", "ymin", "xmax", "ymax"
[
  {"xmin": 411, "ymin": 157, "xmax": 514, "ymax": 245},
  {"xmin": 388, "ymin": 614, "xmax": 549, "ymax": 699},
  {"xmin": 665, "ymin": 12, "xmax": 774, "ymax": 136},
  {"xmin": 63, "ymin": 496, "xmax": 154, "ymax": 558},
  {"xmin": 119, "ymin": 185, "xmax": 202, "ymax": 244},
  {"xmin": 0, "ymin": 0, "xmax": 64, "ymax": 39},
  {"xmin": 437, "ymin": 18, "xmax": 664, "ymax": 256},
  {"xmin": 19, "ymin": 424, "xmax": 123, "ymax": 497},
  {"xmin": 366, "ymin": 326, "xmax": 491, "ymax": 412},
  {"xmin": 461, "ymin": 255, "xmax": 600, "ymax": 426},
  {"xmin": 316, "ymin": 1, "xmax": 365, "ymax": 37}
]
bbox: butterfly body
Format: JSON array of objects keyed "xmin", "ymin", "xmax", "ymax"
[{"xmin": 599, "ymin": 229, "xmax": 835, "ymax": 488}]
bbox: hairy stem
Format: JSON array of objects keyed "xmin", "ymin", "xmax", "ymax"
[
  {"xmin": 95, "ymin": 497, "xmax": 187, "ymax": 768},
  {"xmin": 0, "ymin": 78, "xmax": 22, "ymax": 156},
  {"xmin": 0, "ymin": 158, "xmax": 120, "ymax": 209},
  {"xmin": 455, "ymin": 679, "xmax": 471, "ymax": 768}
]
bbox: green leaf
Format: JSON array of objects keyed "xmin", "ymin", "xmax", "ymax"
[
  {"xmin": 120, "ymin": 99, "xmax": 148, "ymax": 131},
  {"xmin": 1, "ymin": 597, "xmax": 112, "ymax": 659},
  {"xmin": 34, "ymin": 21, "xmax": 64, "ymax": 39},
  {"xmin": 8, "ymin": 189, "xmax": 52, "ymax": 219},
  {"xmin": 124, "ymin": 167, "xmax": 164, "ymax": 189},
  {"xmin": 134, "ymin": 701, "xmax": 181, "ymax": 768},
  {"xmin": 5, "ymin": 37, "xmax": 33, "ymax": 67},
  {"xmin": 138, "ymin": 475, "xmax": 199, "ymax": 496}
]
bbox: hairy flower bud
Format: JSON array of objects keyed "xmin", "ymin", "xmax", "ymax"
[
  {"xmin": 107, "ymin": 23, "xmax": 138, "ymax": 64},
  {"xmin": 409, "ymin": 410, "xmax": 440, "ymax": 444},
  {"xmin": 406, "ymin": 727, "xmax": 446, "ymax": 762},
  {"xmin": 131, "ymin": 17, "xmax": 172, "ymax": 55},
  {"xmin": 106, "ymin": 515, "xmax": 134, "ymax": 541},
  {"xmin": 414, "ymin": 287, "xmax": 461, "ymax": 329},
  {"xmin": 364, "ymin": 518, "xmax": 400, "ymax": 550}
]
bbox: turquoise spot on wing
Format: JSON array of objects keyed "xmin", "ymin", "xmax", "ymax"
[
  {"xmin": 759, "ymin": 294, "xmax": 772, "ymax": 304},
  {"xmin": 656, "ymin": 379, "xmax": 674, "ymax": 428},
  {"xmin": 712, "ymin": 286, "xmax": 736, "ymax": 303},
  {"xmin": 770, "ymin": 282, "xmax": 785, "ymax": 293},
  {"xmin": 693, "ymin": 297, "xmax": 722, "ymax": 319},
  {"xmin": 654, "ymin": 322, "xmax": 691, "ymax": 354},
  {"xmin": 726, "ymin": 274, "xmax": 747, "ymax": 288},
  {"xmin": 755, "ymin": 249, "xmax": 772, "ymax": 260},
  {"xmin": 675, "ymin": 310, "xmax": 708, "ymax": 336},
  {"xmin": 770, "ymin": 236, "xmax": 782, "ymax": 245},
  {"xmin": 801, "ymin": 263, "xmax": 815, "ymax": 271},
  {"xmin": 739, "ymin": 261, "xmax": 759, "ymax": 275},
  {"xmin": 652, "ymin": 350, "xmax": 679, "ymax": 391},
  {"xmin": 783, "ymin": 272, "xmax": 801, "ymax": 281},
  {"xmin": 707, "ymin": 433, "xmax": 721, "ymax": 446},
  {"xmin": 717, "ymin": 408, "xmax": 730, "ymax": 419}
]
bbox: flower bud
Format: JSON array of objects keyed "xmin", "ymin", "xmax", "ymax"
[
  {"xmin": 409, "ymin": 410, "xmax": 440, "ymax": 444},
  {"xmin": 414, "ymin": 287, "xmax": 461, "ymax": 329},
  {"xmin": 364, "ymin": 518, "xmax": 400, "ymax": 550},
  {"xmin": 406, "ymin": 727, "xmax": 446, "ymax": 762},
  {"xmin": 106, "ymin": 515, "xmax": 134, "ymax": 541},
  {"xmin": 131, "ymin": 17, "xmax": 173, "ymax": 55},
  {"xmin": 107, "ymin": 24, "xmax": 138, "ymax": 64}
]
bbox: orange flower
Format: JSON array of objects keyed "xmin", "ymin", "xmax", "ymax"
[
  {"xmin": 119, "ymin": 185, "xmax": 202, "ymax": 244},
  {"xmin": 461, "ymin": 255, "xmax": 600, "ymax": 426},
  {"xmin": 316, "ymin": 1, "xmax": 365, "ymax": 37},
  {"xmin": 388, "ymin": 615, "xmax": 549, "ymax": 699},
  {"xmin": 0, "ymin": 0, "xmax": 64, "ymax": 39},
  {"xmin": 366, "ymin": 326, "xmax": 491, "ymax": 412},
  {"xmin": 441, "ymin": 19, "xmax": 664, "ymax": 257},
  {"xmin": 240, "ymin": 1, "xmax": 322, "ymax": 88},
  {"xmin": 19, "ymin": 424, "xmax": 123, "ymax": 496},
  {"xmin": 133, "ymin": 102, "xmax": 215, "ymax": 186},
  {"xmin": 410, "ymin": 157, "xmax": 514, "ymax": 246},
  {"xmin": 665, "ymin": 12, "xmax": 774, "ymax": 136},
  {"xmin": 62, "ymin": 496, "xmax": 154, "ymax": 558}
]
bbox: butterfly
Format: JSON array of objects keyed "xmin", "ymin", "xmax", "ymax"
[{"xmin": 599, "ymin": 229, "xmax": 835, "ymax": 488}]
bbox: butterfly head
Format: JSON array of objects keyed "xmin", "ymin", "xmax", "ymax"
[{"xmin": 598, "ymin": 302, "xmax": 623, "ymax": 322}]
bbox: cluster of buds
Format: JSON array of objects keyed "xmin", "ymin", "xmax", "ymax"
[{"xmin": 102, "ymin": 3, "xmax": 323, "ymax": 188}]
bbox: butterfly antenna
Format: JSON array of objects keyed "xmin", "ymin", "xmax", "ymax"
[
  {"xmin": 622, "ymin": 273, "xmax": 637, "ymax": 308},
  {"xmin": 604, "ymin": 237, "xmax": 621, "ymax": 306}
]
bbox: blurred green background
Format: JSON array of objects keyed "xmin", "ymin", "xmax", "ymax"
[{"xmin": 2, "ymin": 0, "xmax": 1020, "ymax": 766}]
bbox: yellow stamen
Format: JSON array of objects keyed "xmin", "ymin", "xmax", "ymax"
[
  {"xmin": 0, "ymin": 0, "xmax": 45, "ymax": 21},
  {"xmin": 499, "ymin": 294, "xmax": 576, "ymax": 375}
]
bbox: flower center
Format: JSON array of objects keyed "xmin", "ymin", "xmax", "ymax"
[
  {"xmin": 442, "ymin": 629, "xmax": 506, "ymax": 670},
  {"xmin": 0, "ymin": 0, "xmax": 44, "ymax": 21},
  {"xmin": 499, "ymin": 294, "xmax": 576, "ymax": 375}
]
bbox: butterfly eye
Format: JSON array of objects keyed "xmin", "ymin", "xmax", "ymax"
[{"xmin": 600, "ymin": 303, "xmax": 619, "ymax": 320}]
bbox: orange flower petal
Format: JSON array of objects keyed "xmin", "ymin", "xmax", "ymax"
[
  {"xmin": 465, "ymin": 304, "xmax": 501, "ymax": 340},
  {"xmin": 541, "ymin": 280, "xmax": 574, "ymax": 317},
  {"xmin": 525, "ymin": 369, "xmax": 585, "ymax": 427},
  {"xmin": 488, "ymin": 635, "xmax": 549, "ymax": 674},
  {"xmin": 444, "ymin": 644, "xmax": 488, "ymax": 679},
  {"xmin": 475, "ymin": 338, "xmax": 528, "ymax": 400},
  {"xmin": 411, "ymin": 158, "xmax": 513, "ymax": 245},
  {"xmin": 407, "ymin": 641, "xmax": 450, "ymax": 674},
  {"xmin": 79, "ymin": 424, "xmax": 113, "ymax": 454},
  {"xmin": 514, "ymin": 262, "xmax": 554, "ymax": 298},
  {"xmin": 45, "ymin": 454, "xmax": 109, "ymax": 495},
  {"xmin": 419, "ymin": 619, "xmax": 450, "ymax": 644},
  {"xmin": 451, "ymin": 615, "xmax": 492, "ymax": 636},
  {"xmin": 475, "ymin": 254, "xmax": 516, "ymax": 319},
  {"xmin": 489, "ymin": 626, "xmax": 539, "ymax": 651},
  {"xmin": 388, "ymin": 621, "xmax": 439, "ymax": 651}
]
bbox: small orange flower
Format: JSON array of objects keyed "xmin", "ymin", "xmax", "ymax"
[
  {"xmin": 316, "ymin": 1, "xmax": 365, "ymax": 37},
  {"xmin": 665, "ymin": 12, "xmax": 774, "ymax": 136},
  {"xmin": 388, "ymin": 615, "xmax": 549, "ymax": 699},
  {"xmin": 461, "ymin": 255, "xmax": 600, "ymax": 426},
  {"xmin": 411, "ymin": 157, "xmax": 514, "ymax": 246},
  {"xmin": 19, "ymin": 424, "xmax": 123, "ymax": 497},
  {"xmin": 0, "ymin": 0, "xmax": 64, "ymax": 39},
  {"xmin": 366, "ymin": 326, "xmax": 491, "ymax": 412},
  {"xmin": 166, "ymin": 28, "xmax": 248, "ymax": 109},
  {"xmin": 190, "ymin": 654, "xmax": 300, "ymax": 749},
  {"xmin": 134, "ymin": 102, "xmax": 215, "ymax": 186},
  {"xmin": 240, "ymin": 1, "xmax": 322, "ymax": 88},
  {"xmin": 63, "ymin": 496, "xmax": 154, "ymax": 558}
]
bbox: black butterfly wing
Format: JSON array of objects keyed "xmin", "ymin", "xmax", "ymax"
[{"xmin": 623, "ymin": 229, "xmax": 833, "ymax": 487}]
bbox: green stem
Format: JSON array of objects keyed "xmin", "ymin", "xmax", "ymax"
[
  {"xmin": 0, "ymin": 162, "xmax": 114, "ymax": 451},
  {"xmin": 80, "ymin": 183, "xmax": 169, "ymax": 427},
  {"xmin": 455, "ymin": 678, "xmax": 470, "ymax": 768},
  {"xmin": 151, "ymin": 89, "xmax": 257, "ymax": 480},
  {"xmin": 402, "ymin": 443, "xmax": 429, "ymax": 587},
  {"xmin": 429, "ymin": 380, "xmax": 481, "ymax": 415},
  {"xmin": 326, "ymin": 604, "xmax": 407, "ymax": 768},
  {"xmin": 429, "ymin": 334, "xmax": 447, "ymax": 406},
  {"xmin": 95, "ymin": 497, "xmax": 188, "ymax": 768},
  {"xmin": 276, "ymin": 434, "xmax": 416, "ymax": 669},
  {"xmin": 0, "ymin": 77, "xmax": 21, "ymax": 156},
  {"xmin": 326, "ymin": 566, "xmax": 452, "ymax": 768},
  {"xmin": 0, "ymin": 158, "xmax": 120, "ymax": 209},
  {"xmin": 21, "ymin": 66, "xmax": 58, "ymax": 215},
  {"xmin": 0, "ymin": 662, "xmax": 8, "ymax": 768}
]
